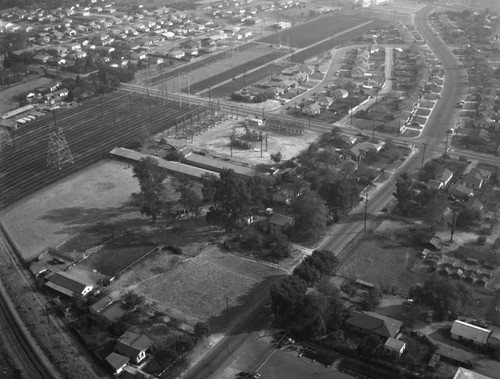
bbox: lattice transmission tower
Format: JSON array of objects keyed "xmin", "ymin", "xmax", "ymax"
[
  {"xmin": 46, "ymin": 127, "xmax": 74, "ymax": 170},
  {"xmin": 0, "ymin": 127, "xmax": 13, "ymax": 152}
]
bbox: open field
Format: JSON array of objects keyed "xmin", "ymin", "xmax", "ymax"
[
  {"xmin": 0, "ymin": 160, "xmax": 139, "ymax": 260},
  {"xmin": 0, "ymin": 91, "xmax": 202, "ymax": 209},
  {"xmin": 258, "ymin": 14, "xmax": 372, "ymax": 49},
  {"xmin": 208, "ymin": 63, "xmax": 292, "ymax": 98},
  {"xmin": 112, "ymin": 245, "xmax": 282, "ymax": 328},
  {"xmin": 338, "ymin": 220, "xmax": 427, "ymax": 294},
  {"xmin": 187, "ymin": 50, "xmax": 286, "ymax": 94}
]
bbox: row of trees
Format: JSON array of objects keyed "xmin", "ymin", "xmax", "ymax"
[
  {"xmin": 132, "ymin": 157, "xmax": 334, "ymax": 240},
  {"xmin": 270, "ymin": 250, "xmax": 342, "ymax": 339}
]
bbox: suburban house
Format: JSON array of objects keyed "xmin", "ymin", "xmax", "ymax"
[
  {"xmin": 303, "ymin": 103, "xmax": 321, "ymax": 115},
  {"xmin": 346, "ymin": 311, "xmax": 403, "ymax": 339},
  {"xmin": 115, "ymin": 331, "xmax": 153, "ymax": 364},
  {"xmin": 450, "ymin": 320, "xmax": 492, "ymax": 345},
  {"xmin": 268, "ymin": 213, "xmax": 294, "ymax": 235},
  {"xmin": 437, "ymin": 169, "xmax": 454, "ymax": 187},
  {"xmin": 448, "ymin": 183, "xmax": 474, "ymax": 199},
  {"xmin": 462, "ymin": 168, "xmax": 491, "ymax": 190},
  {"xmin": 45, "ymin": 271, "xmax": 93, "ymax": 298},
  {"xmin": 383, "ymin": 337, "xmax": 406, "ymax": 358},
  {"xmin": 463, "ymin": 169, "xmax": 485, "ymax": 189},
  {"xmin": 105, "ymin": 352, "xmax": 129, "ymax": 375}
]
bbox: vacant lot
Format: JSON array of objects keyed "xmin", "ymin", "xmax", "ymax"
[
  {"xmin": 0, "ymin": 160, "xmax": 139, "ymax": 261},
  {"xmin": 111, "ymin": 245, "xmax": 281, "ymax": 328},
  {"xmin": 338, "ymin": 220, "xmax": 427, "ymax": 294},
  {"xmin": 259, "ymin": 14, "xmax": 372, "ymax": 48}
]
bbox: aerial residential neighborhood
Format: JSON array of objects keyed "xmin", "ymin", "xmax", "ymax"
[{"xmin": 1, "ymin": 0, "xmax": 500, "ymax": 379}]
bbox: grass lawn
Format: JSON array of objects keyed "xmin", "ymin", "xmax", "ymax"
[{"xmin": 338, "ymin": 232, "xmax": 427, "ymax": 294}]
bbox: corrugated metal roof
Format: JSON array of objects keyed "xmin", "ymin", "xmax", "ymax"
[
  {"xmin": 453, "ymin": 367, "xmax": 493, "ymax": 379},
  {"xmin": 109, "ymin": 147, "xmax": 219, "ymax": 180},
  {"xmin": 450, "ymin": 320, "xmax": 491, "ymax": 345}
]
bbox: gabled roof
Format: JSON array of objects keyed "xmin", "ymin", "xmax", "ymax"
[
  {"xmin": 105, "ymin": 352, "xmax": 129, "ymax": 371},
  {"xmin": 346, "ymin": 311, "xmax": 402, "ymax": 338},
  {"xmin": 45, "ymin": 271, "xmax": 93, "ymax": 297},
  {"xmin": 116, "ymin": 332, "xmax": 153, "ymax": 358},
  {"xmin": 384, "ymin": 337, "xmax": 405, "ymax": 351},
  {"xmin": 450, "ymin": 320, "xmax": 491, "ymax": 344}
]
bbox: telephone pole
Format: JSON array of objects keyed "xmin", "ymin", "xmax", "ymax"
[
  {"xmin": 363, "ymin": 195, "xmax": 368, "ymax": 232},
  {"xmin": 420, "ymin": 143, "xmax": 427, "ymax": 172}
]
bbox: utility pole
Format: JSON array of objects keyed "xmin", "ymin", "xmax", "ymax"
[
  {"xmin": 260, "ymin": 132, "xmax": 263, "ymax": 157},
  {"xmin": 450, "ymin": 209, "xmax": 457, "ymax": 243},
  {"xmin": 187, "ymin": 72, "xmax": 191, "ymax": 109},
  {"xmin": 178, "ymin": 71, "xmax": 182, "ymax": 108},
  {"xmin": 420, "ymin": 143, "xmax": 427, "ymax": 172},
  {"xmin": 363, "ymin": 195, "xmax": 368, "ymax": 232}
]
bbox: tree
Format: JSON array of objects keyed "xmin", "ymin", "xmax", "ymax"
[
  {"xmin": 270, "ymin": 276, "xmax": 307, "ymax": 326},
  {"xmin": 456, "ymin": 206, "xmax": 482, "ymax": 229},
  {"xmin": 361, "ymin": 288, "xmax": 383, "ymax": 311},
  {"xmin": 358, "ymin": 334, "xmax": 381, "ymax": 356},
  {"xmin": 193, "ymin": 322, "xmax": 210, "ymax": 341},
  {"xmin": 393, "ymin": 173, "xmax": 415, "ymax": 215},
  {"xmin": 176, "ymin": 181, "xmax": 202, "ymax": 217},
  {"xmin": 293, "ymin": 250, "xmax": 338, "ymax": 285},
  {"xmin": 132, "ymin": 157, "xmax": 168, "ymax": 223},
  {"xmin": 202, "ymin": 169, "xmax": 253, "ymax": 231},
  {"xmin": 410, "ymin": 274, "xmax": 471, "ymax": 319},
  {"xmin": 292, "ymin": 188, "xmax": 329, "ymax": 240},
  {"xmin": 270, "ymin": 151, "xmax": 282, "ymax": 163}
]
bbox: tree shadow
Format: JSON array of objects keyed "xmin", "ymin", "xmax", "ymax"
[
  {"xmin": 40, "ymin": 205, "xmax": 132, "ymax": 225},
  {"xmin": 203, "ymin": 274, "xmax": 286, "ymax": 336}
]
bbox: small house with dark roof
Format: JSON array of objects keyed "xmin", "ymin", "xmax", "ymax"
[
  {"xmin": 115, "ymin": 331, "xmax": 153, "ymax": 364},
  {"xmin": 268, "ymin": 213, "xmax": 294, "ymax": 235},
  {"xmin": 105, "ymin": 352, "xmax": 129, "ymax": 375},
  {"xmin": 45, "ymin": 271, "xmax": 93, "ymax": 298},
  {"xmin": 346, "ymin": 311, "xmax": 402, "ymax": 339}
]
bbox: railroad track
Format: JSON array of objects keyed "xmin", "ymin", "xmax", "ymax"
[
  {"xmin": 0, "ymin": 231, "xmax": 54, "ymax": 379},
  {"xmin": 0, "ymin": 91, "xmax": 202, "ymax": 209}
]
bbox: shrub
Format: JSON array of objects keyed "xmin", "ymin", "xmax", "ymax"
[{"xmin": 167, "ymin": 245, "xmax": 183, "ymax": 255}]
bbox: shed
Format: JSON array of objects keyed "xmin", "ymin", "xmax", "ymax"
[{"xmin": 450, "ymin": 320, "xmax": 491, "ymax": 345}]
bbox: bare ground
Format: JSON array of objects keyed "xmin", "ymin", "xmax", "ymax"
[
  {"xmin": 0, "ymin": 160, "xmax": 140, "ymax": 261},
  {"xmin": 167, "ymin": 116, "xmax": 321, "ymax": 164}
]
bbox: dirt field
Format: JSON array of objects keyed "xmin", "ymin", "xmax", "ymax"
[
  {"xmin": 110, "ymin": 245, "xmax": 281, "ymax": 328},
  {"xmin": 167, "ymin": 116, "xmax": 321, "ymax": 164},
  {"xmin": 0, "ymin": 160, "xmax": 139, "ymax": 261}
]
